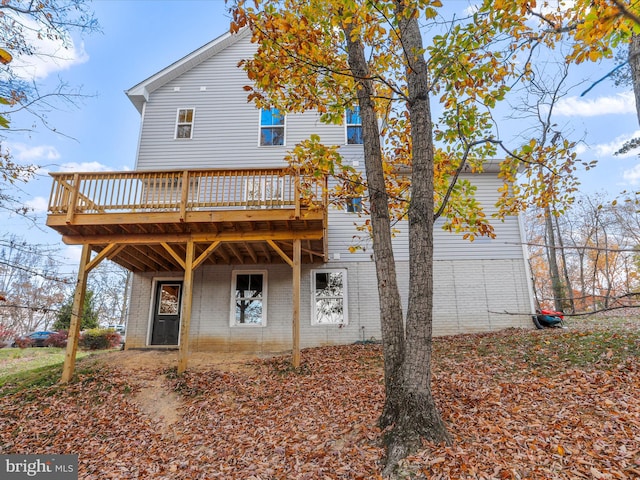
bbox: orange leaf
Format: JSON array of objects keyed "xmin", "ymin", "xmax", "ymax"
[{"xmin": 0, "ymin": 48, "xmax": 12, "ymax": 65}]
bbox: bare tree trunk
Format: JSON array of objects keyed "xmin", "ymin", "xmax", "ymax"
[
  {"xmin": 592, "ymin": 217, "xmax": 601, "ymax": 312},
  {"xmin": 630, "ymin": 34, "xmax": 640, "ymax": 127},
  {"xmin": 120, "ymin": 272, "xmax": 130, "ymax": 325},
  {"xmin": 554, "ymin": 215, "xmax": 575, "ymax": 313},
  {"xmin": 545, "ymin": 206, "xmax": 564, "ymax": 311},
  {"xmin": 602, "ymin": 229, "xmax": 612, "ymax": 308},
  {"xmin": 577, "ymin": 248, "xmax": 587, "ymax": 310},
  {"xmin": 342, "ymin": 23, "xmax": 406, "ymax": 437},
  {"xmin": 528, "ymin": 257, "xmax": 543, "ymax": 310}
]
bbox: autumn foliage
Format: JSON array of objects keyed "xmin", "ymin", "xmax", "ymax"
[
  {"xmin": 1, "ymin": 319, "xmax": 639, "ymax": 478},
  {"xmin": 78, "ymin": 328, "xmax": 121, "ymax": 351}
]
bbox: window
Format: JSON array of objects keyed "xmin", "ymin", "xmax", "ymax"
[
  {"xmin": 312, "ymin": 269, "xmax": 347, "ymax": 325},
  {"xmin": 260, "ymin": 108, "xmax": 285, "ymax": 146},
  {"xmin": 346, "ymin": 106, "xmax": 363, "ymax": 144},
  {"xmin": 175, "ymin": 108, "xmax": 194, "ymax": 139},
  {"xmin": 346, "ymin": 197, "xmax": 363, "ymax": 213},
  {"xmin": 231, "ymin": 271, "xmax": 267, "ymax": 326}
]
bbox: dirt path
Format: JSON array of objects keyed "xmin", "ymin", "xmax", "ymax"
[{"xmin": 97, "ymin": 349, "xmax": 274, "ymax": 430}]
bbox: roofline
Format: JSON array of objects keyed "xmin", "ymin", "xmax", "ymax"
[{"xmin": 125, "ymin": 28, "xmax": 251, "ymax": 114}]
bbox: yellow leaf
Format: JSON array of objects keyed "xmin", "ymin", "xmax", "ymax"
[
  {"xmin": 557, "ymin": 445, "xmax": 565, "ymax": 455},
  {"xmin": 0, "ymin": 48, "xmax": 12, "ymax": 65}
]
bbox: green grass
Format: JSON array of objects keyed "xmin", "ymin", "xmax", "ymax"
[
  {"xmin": 433, "ymin": 316, "xmax": 640, "ymax": 379},
  {"xmin": 0, "ymin": 348, "xmax": 94, "ymax": 396},
  {"xmin": 0, "ymin": 347, "xmax": 80, "ymax": 376},
  {"xmin": 522, "ymin": 328, "xmax": 640, "ymax": 369}
]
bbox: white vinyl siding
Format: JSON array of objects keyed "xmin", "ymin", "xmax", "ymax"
[
  {"xmin": 325, "ymin": 173, "xmax": 524, "ymax": 263},
  {"xmin": 134, "ymin": 35, "xmax": 346, "ymax": 170}
]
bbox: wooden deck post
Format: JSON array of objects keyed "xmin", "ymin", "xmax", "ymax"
[
  {"xmin": 177, "ymin": 239, "xmax": 195, "ymax": 374},
  {"xmin": 294, "ymin": 169, "xmax": 301, "ymax": 219},
  {"xmin": 64, "ymin": 172, "xmax": 80, "ymax": 224},
  {"xmin": 292, "ymin": 238, "xmax": 301, "ymax": 368},
  {"xmin": 60, "ymin": 244, "xmax": 92, "ymax": 383}
]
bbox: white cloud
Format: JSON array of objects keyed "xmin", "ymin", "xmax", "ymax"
[
  {"xmin": 532, "ymin": 0, "xmax": 575, "ymax": 16},
  {"xmin": 555, "ymin": 91, "xmax": 636, "ymax": 117},
  {"xmin": 56, "ymin": 161, "xmax": 111, "ymax": 173},
  {"xmin": 7, "ymin": 143, "xmax": 61, "ymax": 163},
  {"xmin": 463, "ymin": 4, "xmax": 479, "ymax": 15},
  {"xmin": 24, "ymin": 196, "xmax": 49, "ymax": 214},
  {"xmin": 9, "ymin": 16, "xmax": 89, "ymax": 80},
  {"xmin": 576, "ymin": 130, "xmax": 640, "ymax": 158},
  {"xmin": 622, "ymin": 164, "xmax": 640, "ymax": 185}
]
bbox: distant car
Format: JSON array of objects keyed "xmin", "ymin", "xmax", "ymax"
[
  {"xmin": 12, "ymin": 331, "xmax": 56, "ymax": 348},
  {"xmin": 107, "ymin": 325, "xmax": 126, "ymax": 343}
]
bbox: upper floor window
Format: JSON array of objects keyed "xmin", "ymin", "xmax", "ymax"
[
  {"xmin": 175, "ymin": 108, "xmax": 194, "ymax": 139},
  {"xmin": 346, "ymin": 106, "xmax": 363, "ymax": 144},
  {"xmin": 312, "ymin": 269, "xmax": 347, "ymax": 325},
  {"xmin": 260, "ymin": 108, "xmax": 285, "ymax": 146},
  {"xmin": 346, "ymin": 197, "xmax": 363, "ymax": 213}
]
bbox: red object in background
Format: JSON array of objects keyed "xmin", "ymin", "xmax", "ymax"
[{"xmin": 539, "ymin": 309, "xmax": 564, "ymax": 320}]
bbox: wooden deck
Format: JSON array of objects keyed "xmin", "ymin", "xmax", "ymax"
[{"xmin": 46, "ymin": 168, "xmax": 328, "ymax": 272}]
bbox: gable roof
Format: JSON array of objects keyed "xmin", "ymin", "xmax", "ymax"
[{"xmin": 125, "ymin": 28, "xmax": 251, "ymax": 113}]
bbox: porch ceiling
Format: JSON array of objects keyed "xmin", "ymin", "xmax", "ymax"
[{"xmin": 47, "ymin": 210, "xmax": 326, "ymax": 272}]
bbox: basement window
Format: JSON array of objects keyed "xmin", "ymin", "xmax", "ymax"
[
  {"xmin": 231, "ymin": 271, "xmax": 267, "ymax": 326},
  {"xmin": 312, "ymin": 269, "xmax": 347, "ymax": 325}
]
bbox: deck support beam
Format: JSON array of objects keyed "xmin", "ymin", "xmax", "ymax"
[
  {"xmin": 268, "ymin": 239, "xmax": 302, "ymax": 368},
  {"xmin": 292, "ymin": 239, "xmax": 301, "ymax": 368},
  {"xmin": 177, "ymin": 239, "xmax": 195, "ymax": 375},
  {"xmin": 60, "ymin": 245, "xmax": 93, "ymax": 383}
]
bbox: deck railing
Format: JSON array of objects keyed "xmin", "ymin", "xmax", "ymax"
[{"xmin": 48, "ymin": 168, "xmax": 327, "ymax": 219}]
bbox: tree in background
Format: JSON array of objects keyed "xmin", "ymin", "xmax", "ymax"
[
  {"xmin": 53, "ymin": 289, "xmax": 98, "ymax": 331},
  {"xmin": 0, "ymin": 235, "xmax": 129, "ymax": 335},
  {"xmin": 0, "ymin": 1, "xmax": 101, "ymax": 338},
  {"xmin": 0, "ymin": 0, "xmax": 98, "ymax": 133},
  {"xmin": 87, "ymin": 261, "xmax": 130, "ymax": 327},
  {"xmin": 0, "ymin": 234, "xmax": 69, "ymax": 334},
  {"xmin": 526, "ymin": 192, "xmax": 640, "ymax": 313},
  {"xmin": 0, "ymin": 0, "xmax": 99, "ymax": 215}
]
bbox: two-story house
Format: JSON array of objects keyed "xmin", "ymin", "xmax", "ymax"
[{"xmin": 47, "ymin": 28, "xmax": 535, "ymax": 377}]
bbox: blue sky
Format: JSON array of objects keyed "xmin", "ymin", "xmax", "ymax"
[{"xmin": 2, "ymin": 0, "xmax": 638, "ymax": 274}]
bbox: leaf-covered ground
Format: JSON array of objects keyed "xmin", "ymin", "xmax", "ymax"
[{"xmin": 1, "ymin": 319, "xmax": 639, "ymax": 479}]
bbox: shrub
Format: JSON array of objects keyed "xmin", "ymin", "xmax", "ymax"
[
  {"xmin": 13, "ymin": 337, "xmax": 34, "ymax": 349},
  {"xmin": 0, "ymin": 324, "xmax": 15, "ymax": 348},
  {"xmin": 44, "ymin": 330, "xmax": 68, "ymax": 348},
  {"xmin": 79, "ymin": 328, "xmax": 121, "ymax": 350}
]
